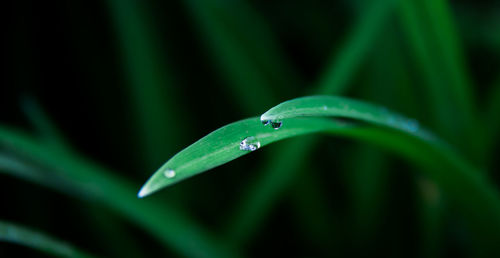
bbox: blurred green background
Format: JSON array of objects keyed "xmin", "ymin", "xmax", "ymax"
[{"xmin": 2, "ymin": 0, "xmax": 500, "ymax": 257}]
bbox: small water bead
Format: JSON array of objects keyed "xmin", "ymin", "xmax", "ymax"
[
  {"xmin": 262, "ymin": 120, "xmax": 282, "ymax": 130},
  {"xmin": 239, "ymin": 136, "xmax": 261, "ymax": 151},
  {"xmin": 270, "ymin": 121, "xmax": 282, "ymax": 129},
  {"xmin": 322, "ymin": 105, "xmax": 328, "ymax": 111},
  {"xmin": 163, "ymin": 169, "xmax": 176, "ymax": 178}
]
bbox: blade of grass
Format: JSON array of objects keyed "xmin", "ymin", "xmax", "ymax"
[
  {"xmin": 183, "ymin": 0, "xmax": 301, "ymax": 114},
  {"xmin": 422, "ymin": 0, "xmax": 484, "ymax": 161},
  {"xmin": 138, "ymin": 117, "xmax": 352, "ymax": 196},
  {"xmin": 316, "ymin": 0, "xmax": 396, "ymax": 94},
  {"xmin": 0, "ymin": 220, "xmax": 95, "ymax": 258},
  {"xmin": 260, "ymin": 96, "xmax": 431, "ymax": 140},
  {"xmin": 398, "ymin": 0, "xmax": 483, "ymax": 161},
  {"xmin": 421, "ymin": 0, "xmax": 477, "ymax": 120},
  {"xmin": 106, "ymin": 0, "xmax": 187, "ymax": 169},
  {"xmin": 139, "ymin": 96, "xmax": 500, "ymax": 253},
  {"xmin": 0, "ymin": 127, "xmax": 238, "ymax": 258},
  {"xmin": 397, "ymin": 0, "xmax": 458, "ymax": 141},
  {"xmin": 225, "ymin": 0, "xmax": 398, "ymax": 245},
  {"xmin": 202, "ymin": 0, "xmax": 303, "ymax": 95},
  {"xmin": 20, "ymin": 96, "xmax": 69, "ymax": 151}
]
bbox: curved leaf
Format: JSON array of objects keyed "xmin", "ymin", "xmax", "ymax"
[
  {"xmin": 138, "ymin": 118, "xmax": 352, "ymax": 197},
  {"xmin": 140, "ymin": 95, "xmax": 500, "ymax": 252},
  {"xmin": 260, "ymin": 95, "xmax": 434, "ymax": 141},
  {"xmin": 0, "ymin": 220, "xmax": 94, "ymax": 258}
]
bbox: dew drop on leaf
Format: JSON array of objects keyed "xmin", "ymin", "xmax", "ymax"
[
  {"xmin": 270, "ymin": 121, "xmax": 282, "ymax": 129},
  {"xmin": 163, "ymin": 169, "xmax": 176, "ymax": 178},
  {"xmin": 239, "ymin": 136, "xmax": 261, "ymax": 151}
]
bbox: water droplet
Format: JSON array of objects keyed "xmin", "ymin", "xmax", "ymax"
[
  {"xmin": 239, "ymin": 136, "xmax": 261, "ymax": 151},
  {"xmin": 164, "ymin": 169, "xmax": 176, "ymax": 178},
  {"xmin": 322, "ymin": 105, "xmax": 328, "ymax": 111},
  {"xmin": 262, "ymin": 119, "xmax": 282, "ymax": 129},
  {"xmin": 270, "ymin": 121, "xmax": 282, "ymax": 129}
]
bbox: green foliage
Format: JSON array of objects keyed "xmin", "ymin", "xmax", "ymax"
[
  {"xmin": 2, "ymin": 0, "xmax": 500, "ymax": 257},
  {"xmin": 0, "ymin": 221, "xmax": 94, "ymax": 258}
]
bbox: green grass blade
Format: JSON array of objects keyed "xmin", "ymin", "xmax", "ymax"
[
  {"xmin": 317, "ymin": 0, "xmax": 396, "ymax": 94},
  {"xmin": 184, "ymin": 0, "xmax": 296, "ymax": 114},
  {"xmin": 20, "ymin": 97, "xmax": 69, "ymax": 152},
  {"xmin": 0, "ymin": 127, "xmax": 238, "ymax": 258},
  {"xmin": 106, "ymin": 0, "xmax": 185, "ymax": 168},
  {"xmin": 421, "ymin": 0, "xmax": 483, "ymax": 160},
  {"xmin": 139, "ymin": 96, "xmax": 500, "ymax": 252},
  {"xmin": 0, "ymin": 220, "xmax": 94, "ymax": 258},
  {"xmin": 398, "ymin": 0, "xmax": 483, "ymax": 159},
  {"xmin": 0, "ymin": 153, "xmax": 81, "ymax": 197},
  {"xmin": 261, "ymin": 95, "xmax": 431, "ymax": 140},
  {"xmin": 138, "ymin": 117, "xmax": 352, "ymax": 197},
  {"xmin": 421, "ymin": 0, "xmax": 477, "ymax": 117},
  {"xmin": 398, "ymin": 0, "xmax": 456, "ymax": 137}
]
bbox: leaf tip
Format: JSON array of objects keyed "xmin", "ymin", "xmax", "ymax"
[{"xmin": 137, "ymin": 185, "xmax": 149, "ymax": 198}]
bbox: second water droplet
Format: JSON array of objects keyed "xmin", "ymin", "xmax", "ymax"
[
  {"xmin": 164, "ymin": 169, "xmax": 176, "ymax": 178},
  {"xmin": 262, "ymin": 120, "xmax": 282, "ymax": 129},
  {"xmin": 239, "ymin": 136, "xmax": 261, "ymax": 151}
]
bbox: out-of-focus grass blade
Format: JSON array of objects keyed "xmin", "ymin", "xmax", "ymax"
[
  {"xmin": 225, "ymin": 0, "xmax": 398, "ymax": 245},
  {"xmin": 0, "ymin": 153, "xmax": 80, "ymax": 197},
  {"xmin": 20, "ymin": 96, "xmax": 69, "ymax": 152},
  {"xmin": 398, "ymin": 0, "xmax": 483, "ymax": 160},
  {"xmin": 138, "ymin": 117, "xmax": 352, "ymax": 197},
  {"xmin": 421, "ymin": 0, "xmax": 477, "ymax": 118},
  {"xmin": 398, "ymin": 0, "xmax": 457, "ymax": 140},
  {"xmin": 203, "ymin": 0, "xmax": 303, "ymax": 94},
  {"xmin": 0, "ymin": 127, "xmax": 238, "ymax": 258},
  {"xmin": 317, "ymin": 0, "xmax": 396, "ymax": 94},
  {"xmin": 0, "ymin": 220, "xmax": 94, "ymax": 258},
  {"xmin": 0, "ymin": 154, "xmax": 137, "ymax": 258},
  {"xmin": 421, "ymin": 0, "xmax": 483, "ymax": 159},
  {"xmin": 106, "ymin": 0, "xmax": 185, "ymax": 168},
  {"xmin": 183, "ymin": 0, "xmax": 300, "ymax": 113}
]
